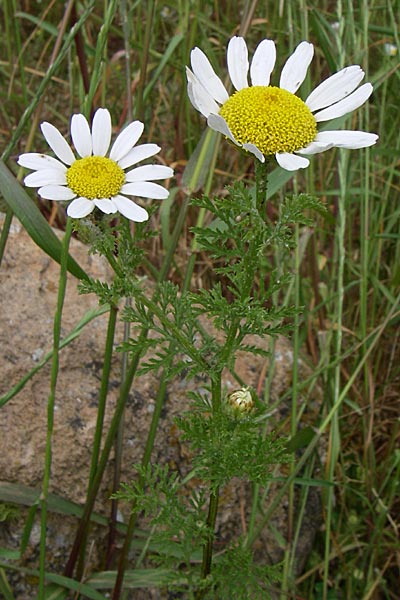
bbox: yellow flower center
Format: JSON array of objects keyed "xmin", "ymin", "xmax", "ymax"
[
  {"xmin": 219, "ymin": 86, "xmax": 317, "ymax": 155},
  {"xmin": 66, "ymin": 156, "xmax": 125, "ymax": 199}
]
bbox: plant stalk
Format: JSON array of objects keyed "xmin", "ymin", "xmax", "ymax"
[{"xmin": 38, "ymin": 218, "xmax": 73, "ymax": 598}]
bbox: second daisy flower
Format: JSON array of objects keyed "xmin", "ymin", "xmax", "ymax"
[
  {"xmin": 187, "ymin": 37, "xmax": 378, "ymax": 170},
  {"xmin": 18, "ymin": 108, "xmax": 173, "ymax": 221}
]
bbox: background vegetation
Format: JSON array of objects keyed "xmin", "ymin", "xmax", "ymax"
[{"xmin": 0, "ymin": 0, "xmax": 399, "ymax": 598}]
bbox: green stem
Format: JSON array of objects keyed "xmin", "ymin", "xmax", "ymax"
[
  {"xmin": 111, "ymin": 198, "xmax": 193, "ymax": 597},
  {"xmin": 195, "ymin": 487, "xmax": 220, "ymax": 600},
  {"xmin": 63, "ymin": 337, "xmax": 144, "ymax": 578},
  {"xmin": 0, "ymin": 208, "xmax": 13, "ymax": 267},
  {"xmin": 135, "ymin": 0, "xmax": 155, "ymax": 122},
  {"xmin": 246, "ymin": 336, "xmax": 276, "ymax": 545},
  {"xmin": 106, "ymin": 299, "xmax": 130, "ymax": 570},
  {"xmin": 65, "ymin": 199, "xmax": 192, "ymax": 581},
  {"xmin": 90, "ymin": 304, "xmax": 119, "ymax": 482},
  {"xmin": 111, "ymin": 354, "xmax": 173, "ymax": 599},
  {"xmin": 281, "ymin": 223, "xmax": 300, "ymax": 598},
  {"xmin": 38, "ymin": 218, "xmax": 73, "ymax": 598},
  {"xmin": 76, "ymin": 303, "xmax": 118, "ymax": 579},
  {"xmin": 255, "ymin": 159, "xmax": 268, "ymax": 214},
  {"xmin": 196, "ymin": 375, "xmax": 223, "ymax": 599},
  {"xmin": 196, "ymin": 159, "xmax": 270, "ymax": 591}
]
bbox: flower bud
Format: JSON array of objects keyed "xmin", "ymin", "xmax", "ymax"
[{"xmin": 226, "ymin": 387, "xmax": 254, "ymax": 415}]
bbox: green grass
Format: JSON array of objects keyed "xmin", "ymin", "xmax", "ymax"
[{"xmin": 1, "ymin": 0, "xmax": 399, "ymax": 598}]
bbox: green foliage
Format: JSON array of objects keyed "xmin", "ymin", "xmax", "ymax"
[
  {"xmin": 76, "ymin": 214, "xmax": 157, "ymax": 303},
  {"xmin": 206, "ymin": 543, "xmax": 282, "ymax": 600},
  {"xmin": 114, "ymin": 456, "xmax": 286, "ymax": 597},
  {"xmin": 272, "ymin": 193, "xmax": 329, "ymax": 249},
  {"xmin": 176, "ymin": 403, "xmax": 289, "ymax": 491},
  {"xmin": 120, "ymin": 185, "xmax": 319, "ymax": 382},
  {"xmin": 115, "ymin": 464, "xmax": 209, "ymax": 584},
  {"xmin": 120, "ymin": 281, "xmax": 216, "ymax": 378},
  {"xmin": 0, "ymin": 503, "xmax": 20, "ymax": 523}
]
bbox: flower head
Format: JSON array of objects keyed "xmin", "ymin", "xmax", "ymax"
[
  {"xmin": 187, "ymin": 37, "xmax": 378, "ymax": 170},
  {"xmin": 226, "ymin": 387, "xmax": 254, "ymax": 416},
  {"xmin": 18, "ymin": 108, "xmax": 173, "ymax": 220}
]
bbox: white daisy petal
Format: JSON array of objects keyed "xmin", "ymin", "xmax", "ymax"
[
  {"xmin": 40, "ymin": 122, "xmax": 75, "ymax": 165},
  {"xmin": 280, "ymin": 41, "xmax": 314, "ymax": 93},
  {"xmin": 71, "ymin": 113, "xmax": 92, "ymax": 158},
  {"xmin": 315, "ymin": 130, "xmax": 378, "ymax": 149},
  {"xmin": 93, "ymin": 198, "xmax": 118, "ymax": 213},
  {"xmin": 187, "ymin": 79, "xmax": 200, "ymax": 112},
  {"xmin": 118, "ymin": 144, "xmax": 161, "ymax": 169},
  {"xmin": 242, "ymin": 143, "xmax": 265, "ymax": 162},
  {"xmin": 121, "ymin": 181, "xmax": 170, "ymax": 199},
  {"xmin": 109, "ymin": 121, "xmax": 144, "ymax": 162},
  {"xmin": 276, "ymin": 152, "xmax": 310, "ymax": 170},
  {"xmin": 92, "ymin": 108, "xmax": 112, "ymax": 156},
  {"xmin": 306, "ymin": 65, "xmax": 365, "ymax": 112},
  {"xmin": 186, "ymin": 68, "xmax": 202, "ymax": 112},
  {"xmin": 296, "ymin": 141, "xmax": 333, "ymax": 155},
  {"xmin": 37, "ymin": 185, "xmax": 76, "ymax": 200},
  {"xmin": 67, "ymin": 197, "xmax": 95, "ymax": 218},
  {"xmin": 125, "ymin": 165, "xmax": 174, "ymax": 182},
  {"xmin": 314, "ymin": 83, "xmax": 373, "ymax": 122},
  {"xmin": 207, "ymin": 114, "xmax": 237, "ymax": 144},
  {"xmin": 24, "ymin": 168, "xmax": 67, "ymax": 187},
  {"xmin": 190, "ymin": 47, "xmax": 229, "ymax": 104},
  {"xmin": 18, "ymin": 153, "xmax": 67, "ymax": 171},
  {"xmin": 187, "ymin": 68, "xmax": 220, "ymax": 117},
  {"xmin": 250, "ymin": 39, "xmax": 276, "ymax": 86},
  {"xmin": 112, "ymin": 195, "xmax": 149, "ymax": 221},
  {"xmin": 227, "ymin": 36, "xmax": 249, "ymax": 91}
]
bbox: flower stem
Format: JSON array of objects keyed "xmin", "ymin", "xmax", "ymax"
[
  {"xmin": 196, "ymin": 376, "xmax": 222, "ymax": 598},
  {"xmin": 111, "ymin": 353, "xmax": 173, "ymax": 599},
  {"xmin": 64, "ymin": 337, "xmax": 144, "ymax": 578},
  {"xmin": 66, "ymin": 199, "xmax": 191, "ymax": 582},
  {"xmin": 111, "ymin": 199, "xmax": 192, "ymax": 598},
  {"xmin": 195, "ymin": 487, "xmax": 220, "ymax": 600},
  {"xmin": 255, "ymin": 159, "xmax": 268, "ymax": 215},
  {"xmin": 90, "ymin": 304, "xmax": 119, "ymax": 482},
  {"xmin": 0, "ymin": 208, "xmax": 13, "ymax": 267},
  {"xmin": 38, "ymin": 218, "xmax": 73, "ymax": 598},
  {"xmin": 106, "ymin": 300, "xmax": 130, "ymax": 569},
  {"xmin": 76, "ymin": 302, "xmax": 118, "ymax": 579}
]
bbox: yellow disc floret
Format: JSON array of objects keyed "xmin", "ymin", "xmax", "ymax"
[
  {"xmin": 66, "ymin": 156, "xmax": 125, "ymax": 199},
  {"xmin": 219, "ymin": 86, "xmax": 317, "ymax": 156}
]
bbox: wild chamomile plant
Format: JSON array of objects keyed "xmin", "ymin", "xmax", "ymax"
[
  {"xmin": 17, "ymin": 107, "xmax": 173, "ymax": 596},
  {"xmin": 12, "ymin": 24, "xmax": 379, "ymax": 600},
  {"xmin": 114, "ymin": 34, "xmax": 378, "ymax": 599}
]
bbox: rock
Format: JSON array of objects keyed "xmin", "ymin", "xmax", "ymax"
[{"xmin": 0, "ymin": 217, "xmax": 322, "ymax": 598}]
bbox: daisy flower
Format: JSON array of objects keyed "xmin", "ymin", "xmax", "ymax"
[
  {"xmin": 18, "ymin": 108, "xmax": 173, "ymax": 220},
  {"xmin": 186, "ymin": 37, "xmax": 378, "ymax": 170}
]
